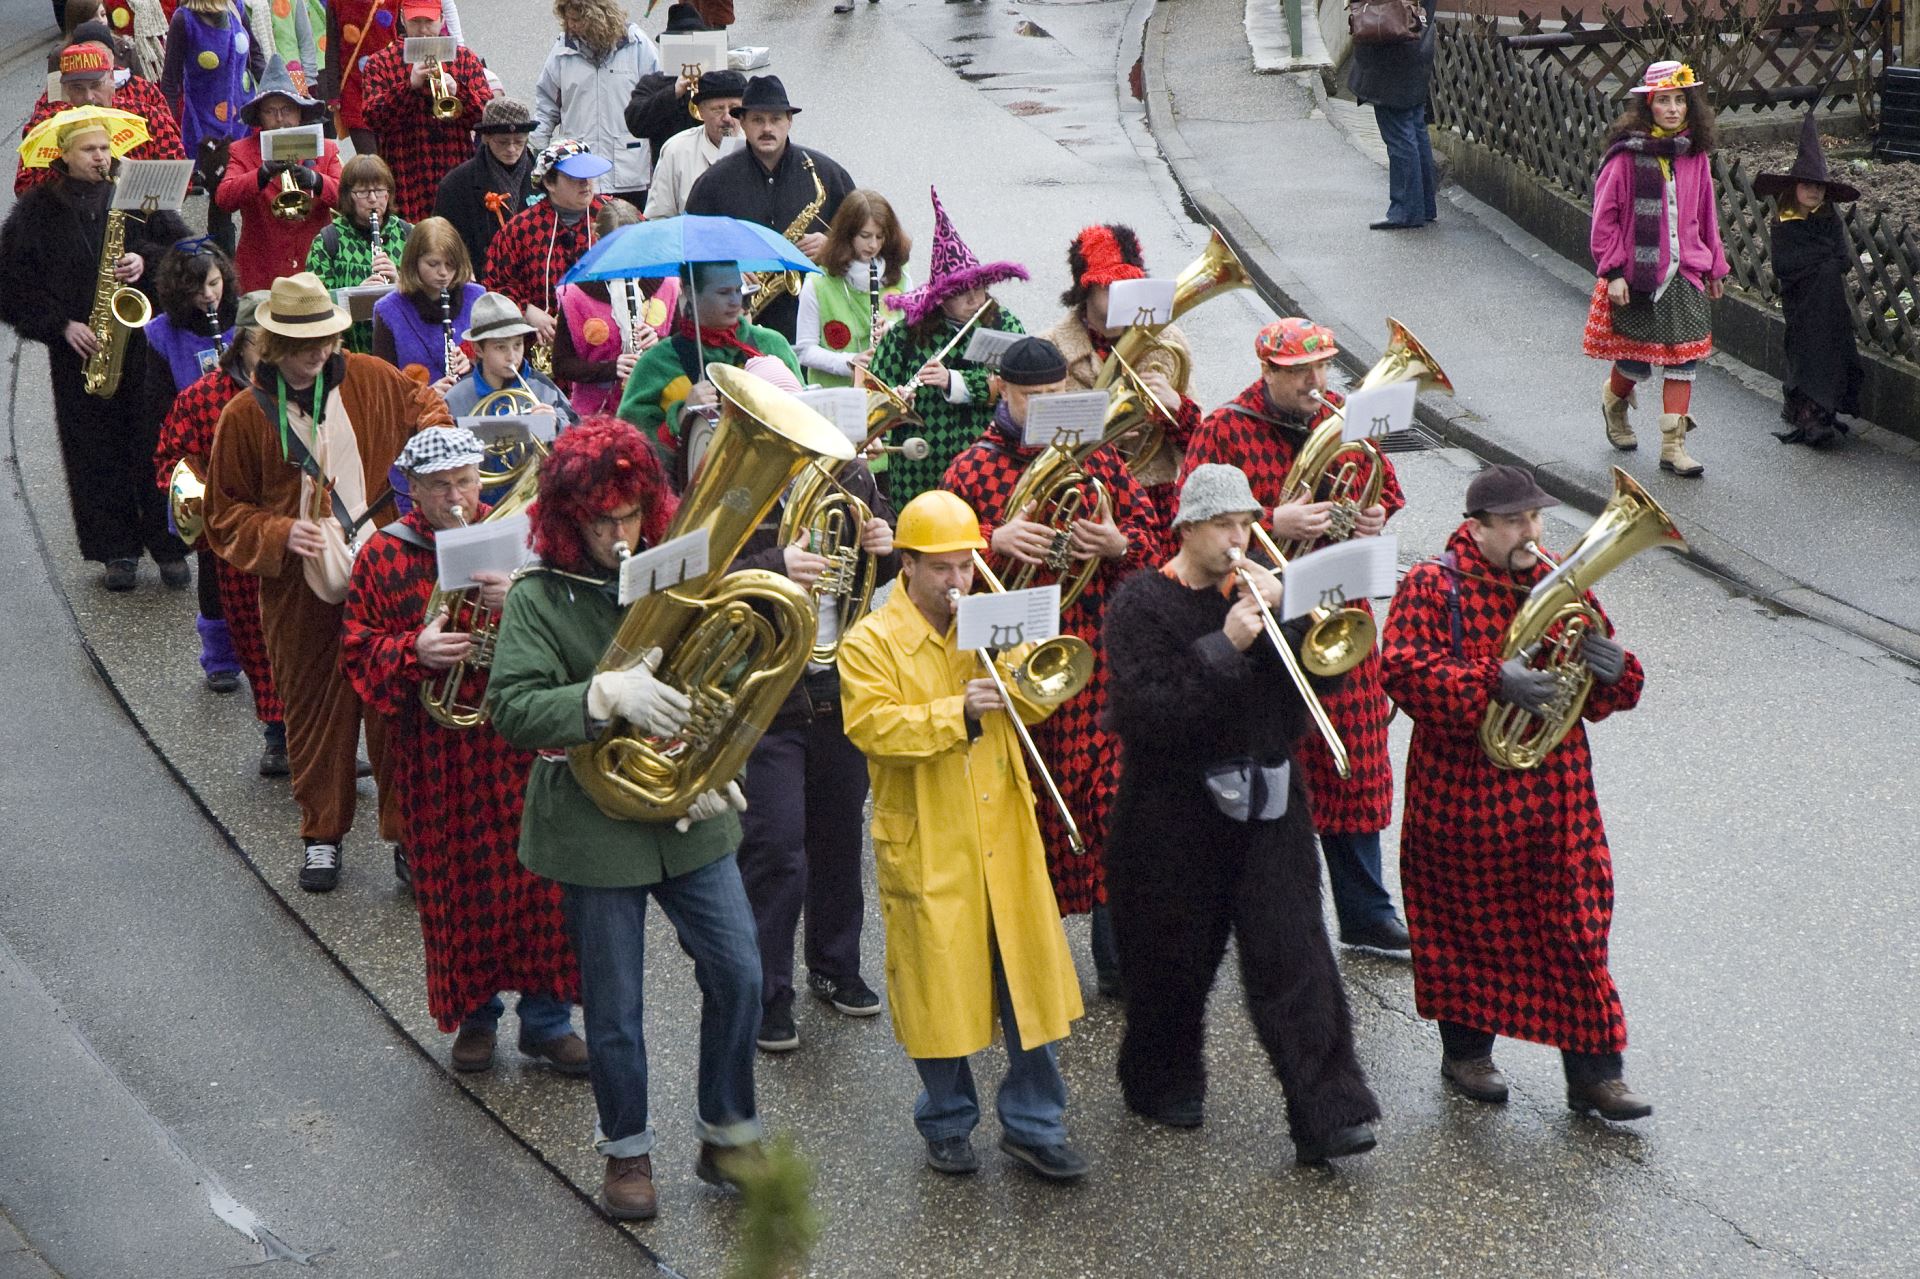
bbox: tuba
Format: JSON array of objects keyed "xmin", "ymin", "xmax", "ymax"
[
  {"xmin": 1477, "ymin": 467, "xmax": 1687, "ymax": 770},
  {"xmin": 83, "ymin": 209, "xmax": 152, "ymax": 398},
  {"xmin": 419, "ymin": 471, "xmax": 541, "ymax": 729},
  {"xmin": 1275, "ymin": 318, "xmax": 1452, "ymax": 561},
  {"xmin": 1091, "ymin": 229, "xmax": 1248, "ymax": 482},
  {"xmin": 568, "ymin": 363, "xmax": 855, "ymax": 822}
]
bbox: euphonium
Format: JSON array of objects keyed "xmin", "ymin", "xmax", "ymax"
[
  {"xmin": 425, "ymin": 56, "xmax": 461, "ymax": 121},
  {"xmin": 568, "ymin": 363, "xmax": 855, "ymax": 822},
  {"xmin": 420, "ymin": 472, "xmax": 542, "ymax": 729},
  {"xmin": 1477, "ymin": 467, "xmax": 1687, "ymax": 771},
  {"xmin": 1276, "ymin": 317, "xmax": 1452, "ymax": 561},
  {"xmin": 1091, "ymin": 228, "xmax": 1248, "ymax": 481},
  {"xmin": 83, "ymin": 209, "xmax": 152, "ymax": 399}
]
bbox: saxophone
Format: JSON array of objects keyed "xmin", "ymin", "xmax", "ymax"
[
  {"xmin": 83, "ymin": 209, "xmax": 152, "ymax": 399},
  {"xmin": 745, "ymin": 154, "xmax": 825, "ymax": 324}
]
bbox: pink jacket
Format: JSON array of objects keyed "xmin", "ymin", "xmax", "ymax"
[{"xmin": 1589, "ymin": 148, "xmax": 1729, "ymax": 291}]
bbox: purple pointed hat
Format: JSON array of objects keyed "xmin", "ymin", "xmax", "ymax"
[{"xmin": 886, "ymin": 187, "xmax": 1029, "ymax": 327}]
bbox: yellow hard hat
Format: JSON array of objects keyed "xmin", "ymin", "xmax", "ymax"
[{"xmin": 894, "ymin": 490, "xmax": 987, "ymax": 554}]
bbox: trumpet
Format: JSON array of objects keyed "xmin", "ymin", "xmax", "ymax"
[
  {"xmin": 1226, "ymin": 547, "xmax": 1350, "ymax": 778},
  {"xmin": 269, "ymin": 164, "xmax": 312, "ymax": 222},
  {"xmin": 949, "ymin": 556, "xmax": 1095, "ymax": 856},
  {"xmin": 424, "ymin": 56, "xmax": 461, "ymax": 120},
  {"xmin": 420, "ymin": 479, "xmax": 540, "ymax": 729}
]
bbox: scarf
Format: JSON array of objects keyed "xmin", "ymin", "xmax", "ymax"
[
  {"xmin": 482, "ymin": 147, "xmax": 532, "ymax": 217},
  {"xmin": 1599, "ymin": 129, "xmax": 1692, "ymax": 296},
  {"xmin": 989, "ymin": 397, "xmax": 1030, "ymax": 452},
  {"xmin": 672, "ymin": 312, "xmax": 761, "ymax": 360}
]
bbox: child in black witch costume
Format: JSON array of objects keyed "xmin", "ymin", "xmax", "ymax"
[{"xmin": 1758, "ymin": 109, "xmax": 1865, "ymax": 449}]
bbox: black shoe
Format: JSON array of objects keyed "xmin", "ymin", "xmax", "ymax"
[
  {"xmin": 102, "ymin": 559, "xmax": 138, "ymax": 592},
  {"xmin": 392, "ymin": 845, "xmax": 411, "ymax": 888},
  {"xmin": 258, "ymin": 736, "xmax": 290, "ymax": 777},
  {"xmin": 1128, "ymin": 1095, "xmax": 1203, "ymax": 1129},
  {"xmin": 205, "ymin": 669, "xmax": 241, "ymax": 694},
  {"xmin": 299, "ymin": 842, "xmax": 341, "ymax": 893},
  {"xmin": 157, "ymin": 558, "xmax": 191, "ymax": 590},
  {"xmin": 1294, "ymin": 1122, "xmax": 1376, "ymax": 1165},
  {"xmin": 998, "ymin": 1136, "xmax": 1088, "ymax": 1182},
  {"xmin": 925, "ymin": 1134, "xmax": 979, "ymax": 1174},
  {"xmin": 1095, "ymin": 968, "xmax": 1126, "ymax": 1000},
  {"xmin": 1567, "ymin": 1077, "xmax": 1653, "ymax": 1121},
  {"xmin": 355, "ymin": 756, "xmax": 372, "ymax": 778},
  {"xmin": 807, "ymin": 971, "xmax": 881, "ymax": 1017},
  {"xmin": 1341, "ymin": 916, "xmax": 1412, "ymax": 955},
  {"xmin": 1369, "ymin": 219, "xmax": 1420, "ymax": 231},
  {"xmin": 756, "ymin": 993, "xmax": 799, "ymax": 1052}
]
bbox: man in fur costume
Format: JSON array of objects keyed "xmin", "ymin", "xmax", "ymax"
[
  {"xmin": 1180, "ymin": 319, "xmax": 1410, "ymax": 954},
  {"xmin": 1101, "ymin": 464, "xmax": 1379, "ymax": 1165},
  {"xmin": 1039, "ymin": 224, "xmax": 1204, "ymax": 530}
]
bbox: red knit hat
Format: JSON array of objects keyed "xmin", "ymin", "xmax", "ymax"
[{"xmin": 528, "ymin": 417, "xmax": 677, "ymax": 574}]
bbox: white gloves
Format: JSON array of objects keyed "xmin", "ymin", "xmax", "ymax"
[
  {"xmin": 587, "ymin": 647, "xmax": 692, "ymax": 737},
  {"xmin": 675, "ymin": 780, "xmax": 748, "ymax": 833}
]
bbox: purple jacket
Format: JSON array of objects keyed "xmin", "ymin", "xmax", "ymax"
[{"xmin": 1590, "ymin": 148, "xmax": 1730, "ymax": 291}]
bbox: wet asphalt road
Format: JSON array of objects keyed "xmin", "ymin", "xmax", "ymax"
[{"xmin": 3, "ymin": 1, "xmax": 1918, "ymax": 1275}]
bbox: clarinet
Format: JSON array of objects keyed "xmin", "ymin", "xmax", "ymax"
[
  {"xmin": 868, "ymin": 258, "xmax": 882, "ymax": 354},
  {"xmin": 440, "ymin": 289, "xmax": 456, "ymax": 379},
  {"xmin": 208, "ymin": 304, "xmax": 225, "ymax": 360},
  {"xmin": 370, "ymin": 210, "xmax": 383, "ymax": 278}
]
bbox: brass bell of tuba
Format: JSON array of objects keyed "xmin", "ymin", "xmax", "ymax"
[
  {"xmin": 568, "ymin": 363, "xmax": 855, "ymax": 822},
  {"xmin": 1275, "ymin": 317, "xmax": 1453, "ymax": 561},
  {"xmin": 168, "ymin": 456, "xmax": 208, "ymax": 545},
  {"xmin": 1477, "ymin": 467, "xmax": 1687, "ymax": 771},
  {"xmin": 419, "ymin": 471, "xmax": 542, "ymax": 730}
]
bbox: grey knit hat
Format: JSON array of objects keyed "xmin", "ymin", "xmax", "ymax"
[
  {"xmin": 1171, "ymin": 463, "xmax": 1262, "ymax": 529},
  {"xmin": 478, "ymin": 96, "xmax": 536, "ymax": 135}
]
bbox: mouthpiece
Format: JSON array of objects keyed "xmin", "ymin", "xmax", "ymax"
[
  {"xmin": 946, "ymin": 587, "xmax": 962, "ymax": 606},
  {"xmin": 612, "ymin": 540, "xmax": 633, "ymax": 562},
  {"xmin": 898, "ymin": 437, "xmax": 931, "ymax": 462},
  {"xmin": 448, "ymin": 504, "xmax": 467, "ymax": 526}
]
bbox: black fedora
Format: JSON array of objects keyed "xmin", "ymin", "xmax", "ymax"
[
  {"xmin": 728, "ymin": 75, "xmax": 800, "ymax": 117},
  {"xmin": 1754, "ymin": 109, "xmax": 1859, "ymax": 204},
  {"xmin": 663, "ymin": 3, "xmax": 710, "ymax": 33}
]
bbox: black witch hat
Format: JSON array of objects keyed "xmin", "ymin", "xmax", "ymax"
[{"xmin": 1754, "ymin": 109, "xmax": 1859, "ymax": 203}]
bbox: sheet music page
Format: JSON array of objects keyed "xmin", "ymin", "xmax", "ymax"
[
  {"xmin": 659, "ymin": 31, "xmax": 729, "ymax": 78},
  {"xmin": 956, "ymin": 584, "xmax": 1062, "ymax": 652},
  {"xmin": 792, "ymin": 388, "xmax": 870, "ymax": 445},
  {"xmin": 1019, "ymin": 390, "xmax": 1110, "ymax": 449},
  {"xmin": 1279, "ymin": 535, "xmax": 1399, "ymax": 622},
  {"xmin": 961, "ymin": 327, "xmax": 1021, "ymax": 367},
  {"xmin": 261, "ymin": 123, "xmax": 322, "ymax": 162},
  {"xmin": 618, "ymin": 529, "xmax": 712, "ymax": 606},
  {"xmin": 1338, "ymin": 381, "xmax": 1418, "ymax": 444},
  {"xmin": 435, "ymin": 514, "xmax": 533, "ymax": 590},
  {"xmin": 1103, "ymin": 278, "xmax": 1177, "ymax": 330},
  {"xmin": 112, "ymin": 160, "xmax": 194, "ymax": 211},
  {"xmin": 403, "ymin": 36, "xmax": 457, "ymax": 64}
]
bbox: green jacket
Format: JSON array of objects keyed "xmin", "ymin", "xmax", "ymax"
[
  {"xmin": 487, "ymin": 564, "xmax": 741, "ymax": 888},
  {"xmin": 617, "ymin": 322, "xmax": 799, "ymax": 457},
  {"xmin": 306, "ymin": 212, "xmax": 412, "ymax": 354}
]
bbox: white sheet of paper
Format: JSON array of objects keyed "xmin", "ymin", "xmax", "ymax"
[
  {"xmin": 112, "ymin": 160, "xmax": 194, "ymax": 211},
  {"xmin": 1338, "ymin": 380, "xmax": 1418, "ymax": 444},
  {"xmin": 434, "ymin": 513, "xmax": 532, "ymax": 590},
  {"xmin": 660, "ymin": 31, "xmax": 730, "ymax": 79},
  {"xmin": 956, "ymin": 584, "xmax": 1061, "ymax": 652},
  {"xmin": 619, "ymin": 529, "xmax": 712, "ymax": 607},
  {"xmin": 457, "ymin": 413, "xmax": 557, "ymax": 447},
  {"xmin": 792, "ymin": 387, "xmax": 869, "ymax": 445},
  {"xmin": 961, "ymin": 327, "xmax": 1021, "ymax": 368},
  {"xmin": 403, "ymin": 36, "xmax": 458, "ymax": 64},
  {"xmin": 729, "ymin": 45, "xmax": 772, "ymax": 71},
  {"xmin": 1019, "ymin": 390, "xmax": 1110, "ymax": 450},
  {"xmin": 1279, "ymin": 535, "xmax": 1398, "ymax": 622},
  {"xmin": 261, "ymin": 123, "xmax": 322, "ymax": 162},
  {"xmin": 1103, "ymin": 278, "xmax": 1178, "ymax": 330}
]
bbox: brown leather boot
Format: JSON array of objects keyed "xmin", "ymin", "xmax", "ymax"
[
  {"xmin": 1567, "ymin": 1077, "xmax": 1654, "ymax": 1121},
  {"xmin": 449, "ymin": 1025, "xmax": 495, "ymax": 1073},
  {"xmin": 519, "ymin": 1031, "xmax": 590, "ymax": 1077},
  {"xmin": 603, "ymin": 1154, "xmax": 657, "ymax": 1220},
  {"xmin": 1602, "ymin": 382, "xmax": 1637, "ymax": 451},
  {"xmin": 1441, "ymin": 1055, "xmax": 1510, "ymax": 1104},
  {"xmin": 1658, "ymin": 413, "xmax": 1704, "ymax": 476}
]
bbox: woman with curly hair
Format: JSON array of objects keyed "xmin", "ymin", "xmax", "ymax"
[
  {"xmin": 487, "ymin": 416, "xmax": 766, "ymax": 1223},
  {"xmin": 532, "ymin": 0, "xmax": 661, "ymax": 207},
  {"xmin": 1585, "ymin": 60, "xmax": 1728, "ymax": 478}
]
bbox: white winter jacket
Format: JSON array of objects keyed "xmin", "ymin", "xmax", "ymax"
[{"xmin": 531, "ymin": 24, "xmax": 660, "ymax": 195}]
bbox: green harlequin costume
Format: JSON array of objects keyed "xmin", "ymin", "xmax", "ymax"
[
  {"xmin": 306, "ymin": 211, "xmax": 413, "ymax": 353},
  {"xmin": 616, "ymin": 317, "xmax": 800, "ymax": 469}
]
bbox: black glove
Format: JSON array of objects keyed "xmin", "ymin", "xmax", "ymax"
[
  {"xmin": 292, "ymin": 163, "xmax": 319, "ymax": 192},
  {"xmin": 257, "ymin": 159, "xmax": 288, "ymax": 188},
  {"xmin": 1580, "ymin": 633, "xmax": 1626, "ymax": 687},
  {"xmin": 1498, "ymin": 657, "xmax": 1559, "ymax": 717}
]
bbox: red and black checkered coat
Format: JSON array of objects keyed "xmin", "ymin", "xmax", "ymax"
[
  {"xmin": 15, "ymin": 79, "xmax": 186, "ymax": 195},
  {"xmin": 941, "ymin": 414, "xmax": 1165, "ymax": 916},
  {"xmin": 156, "ymin": 367, "xmax": 282, "ymax": 726},
  {"xmin": 341, "ymin": 507, "xmax": 581, "ymax": 1030},
  {"xmin": 1180, "ymin": 380, "xmax": 1403, "ymax": 834},
  {"xmin": 359, "ymin": 43, "xmax": 492, "ymax": 223},
  {"xmin": 1381, "ymin": 522, "xmax": 1643, "ymax": 1053},
  {"xmin": 485, "ymin": 197, "xmax": 606, "ymax": 319}
]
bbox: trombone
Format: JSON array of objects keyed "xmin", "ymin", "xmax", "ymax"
[
  {"xmin": 1224, "ymin": 546, "xmax": 1351, "ymax": 779},
  {"xmin": 949, "ymin": 557, "xmax": 1094, "ymax": 856}
]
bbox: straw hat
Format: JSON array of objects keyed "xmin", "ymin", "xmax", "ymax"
[{"xmin": 257, "ymin": 272, "xmax": 350, "ymax": 338}]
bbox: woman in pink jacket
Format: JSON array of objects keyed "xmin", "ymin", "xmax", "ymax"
[{"xmin": 1583, "ymin": 61, "xmax": 1728, "ymax": 478}]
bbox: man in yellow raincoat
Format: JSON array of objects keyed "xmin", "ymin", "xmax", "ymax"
[{"xmin": 838, "ymin": 490, "xmax": 1088, "ymax": 1182}]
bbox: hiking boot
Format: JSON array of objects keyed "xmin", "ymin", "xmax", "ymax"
[
  {"xmin": 1567, "ymin": 1077, "xmax": 1653, "ymax": 1121},
  {"xmin": 519, "ymin": 1031, "xmax": 590, "ymax": 1076},
  {"xmin": 1658, "ymin": 413, "xmax": 1704, "ymax": 477},
  {"xmin": 603, "ymin": 1154, "xmax": 657, "ymax": 1220},
  {"xmin": 1441, "ymin": 1055, "xmax": 1510, "ymax": 1104},
  {"xmin": 450, "ymin": 1025, "xmax": 496, "ymax": 1072},
  {"xmin": 1602, "ymin": 382, "xmax": 1637, "ymax": 451}
]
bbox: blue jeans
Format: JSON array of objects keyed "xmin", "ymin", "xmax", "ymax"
[
  {"xmin": 912, "ymin": 953, "xmax": 1068, "ymax": 1147},
  {"xmin": 560, "ymin": 854, "xmax": 764, "ymax": 1159},
  {"xmin": 460, "ymin": 993, "xmax": 576, "ymax": 1045},
  {"xmin": 1320, "ymin": 831, "xmax": 1399, "ymax": 935},
  {"xmin": 1373, "ymin": 102, "xmax": 1438, "ymax": 226}
]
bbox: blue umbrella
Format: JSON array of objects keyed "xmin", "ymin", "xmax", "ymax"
[{"xmin": 562, "ymin": 214, "xmax": 820, "ymax": 283}]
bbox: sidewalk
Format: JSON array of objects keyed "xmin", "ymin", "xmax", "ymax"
[{"xmin": 1144, "ymin": 0, "xmax": 1920, "ymax": 661}]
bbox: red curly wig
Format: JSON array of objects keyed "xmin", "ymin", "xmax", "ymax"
[{"xmin": 527, "ymin": 416, "xmax": 677, "ymax": 574}]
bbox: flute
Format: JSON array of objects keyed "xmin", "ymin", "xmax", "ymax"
[{"xmin": 900, "ymin": 298, "xmax": 993, "ymax": 402}]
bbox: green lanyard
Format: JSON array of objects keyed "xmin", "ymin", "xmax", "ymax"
[{"xmin": 274, "ymin": 372, "xmax": 325, "ymax": 466}]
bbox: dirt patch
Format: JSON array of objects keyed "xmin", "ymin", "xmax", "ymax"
[{"xmin": 1722, "ymin": 133, "xmax": 1920, "ymax": 231}]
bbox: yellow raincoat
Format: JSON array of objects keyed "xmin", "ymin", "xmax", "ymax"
[{"xmin": 839, "ymin": 586, "xmax": 1085, "ymax": 1060}]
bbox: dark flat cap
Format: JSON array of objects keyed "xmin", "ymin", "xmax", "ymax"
[
  {"xmin": 997, "ymin": 337, "xmax": 1068, "ymax": 386},
  {"xmin": 1464, "ymin": 464, "xmax": 1557, "ymax": 517}
]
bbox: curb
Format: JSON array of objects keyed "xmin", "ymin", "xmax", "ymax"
[{"xmin": 1138, "ymin": 5, "xmax": 1920, "ymax": 666}]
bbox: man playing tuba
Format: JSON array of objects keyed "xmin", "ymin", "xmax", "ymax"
[{"xmin": 1380, "ymin": 465, "xmax": 1651, "ymax": 1121}]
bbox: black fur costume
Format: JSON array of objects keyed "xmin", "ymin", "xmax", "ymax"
[{"xmin": 1101, "ymin": 567, "xmax": 1380, "ymax": 1146}]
